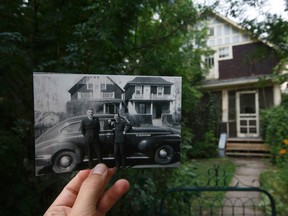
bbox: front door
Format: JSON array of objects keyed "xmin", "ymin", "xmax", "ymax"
[{"xmin": 236, "ymin": 91, "xmax": 259, "ymax": 137}]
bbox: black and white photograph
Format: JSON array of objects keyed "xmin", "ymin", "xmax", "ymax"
[{"xmin": 33, "ymin": 73, "xmax": 182, "ymax": 175}]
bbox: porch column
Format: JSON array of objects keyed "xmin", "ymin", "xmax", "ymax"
[
  {"xmin": 273, "ymin": 84, "xmax": 281, "ymax": 106},
  {"xmin": 103, "ymin": 103, "xmax": 106, "ymax": 114},
  {"xmin": 133, "ymin": 102, "xmax": 136, "ymax": 112},
  {"xmin": 222, "ymin": 90, "xmax": 229, "ymax": 122}
]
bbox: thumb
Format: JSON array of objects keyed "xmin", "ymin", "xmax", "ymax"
[{"xmin": 70, "ymin": 164, "xmax": 111, "ymax": 215}]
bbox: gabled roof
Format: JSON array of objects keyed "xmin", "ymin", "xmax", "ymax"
[
  {"xmin": 68, "ymin": 76, "xmax": 88, "ymax": 93},
  {"xmin": 68, "ymin": 75, "xmax": 124, "ymax": 93},
  {"xmin": 124, "ymin": 77, "xmax": 173, "ymax": 90},
  {"xmin": 206, "ymin": 11, "xmax": 274, "ymax": 48}
]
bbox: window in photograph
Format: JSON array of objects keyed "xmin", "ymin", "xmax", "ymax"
[
  {"xmin": 102, "ymin": 92, "xmax": 114, "ymax": 98},
  {"xmin": 157, "ymin": 86, "xmax": 164, "ymax": 96},
  {"xmin": 135, "ymin": 86, "xmax": 142, "ymax": 95},
  {"xmin": 80, "ymin": 92, "xmax": 92, "ymax": 99},
  {"xmin": 164, "ymin": 86, "xmax": 171, "ymax": 94},
  {"xmin": 87, "ymin": 83, "xmax": 93, "ymax": 90},
  {"xmin": 101, "ymin": 83, "xmax": 106, "ymax": 90}
]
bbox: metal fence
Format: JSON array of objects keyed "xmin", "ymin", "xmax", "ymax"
[{"xmin": 158, "ymin": 165, "xmax": 276, "ymax": 216}]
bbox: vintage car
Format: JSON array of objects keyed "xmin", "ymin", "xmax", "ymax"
[{"xmin": 35, "ymin": 114, "xmax": 180, "ymax": 175}]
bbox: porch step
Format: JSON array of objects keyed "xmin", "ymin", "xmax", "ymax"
[{"xmin": 225, "ymin": 138, "xmax": 270, "ymax": 157}]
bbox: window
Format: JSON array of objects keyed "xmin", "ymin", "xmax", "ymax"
[
  {"xmin": 219, "ymin": 46, "xmax": 230, "ymax": 59},
  {"xmin": 157, "ymin": 87, "xmax": 163, "ymax": 96},
  {"xmin": 164, "ymin": 86, "xmax": 171, "ymax": 94},
  {"xmin": 102, "ymin": 92, "xmax": 114, "ymax": 98},
  {"xmin": 60, "ymin": 122, "xmax": 81, "ymax": 134},
  {"xmin": 139, "ymin": 104, "xmax": 146, "ymax": 114},
  {"xmin": 100, "ymin": 84, "xmax": 106, "ymax": 90},
  {"xmin": 87, "ymin": 83, "xmax": 93, "ymax": 90},
  {"xmin": 135, "ymin": 86, "xmax": 142, "ymax": 95},
  {"xmin": 205, "ymin": 55, "xmax": 215, "ymax": 68},
  {"xmin": 208, "ymin": 27, "xmax": 214, "ymax": 36},
  {"xmin": 80, "ymin": 92, "xmax": 92, "ymax": 99}
]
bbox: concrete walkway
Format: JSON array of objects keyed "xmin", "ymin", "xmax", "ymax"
[{"xmin": 222, "ymin": 158, "xmax": 270, "ymax": 216}]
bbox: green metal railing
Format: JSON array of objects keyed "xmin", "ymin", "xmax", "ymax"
[{"xmin": 159, "ymin": 165, "xmax": 276, "ymax": 216}]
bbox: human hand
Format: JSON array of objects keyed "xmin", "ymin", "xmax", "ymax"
[{"xmin": 44, "ymin": 163, "xmax": 130, "ymax": 216}]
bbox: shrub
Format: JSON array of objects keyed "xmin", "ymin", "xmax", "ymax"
[
  {"xmin": 260, "ymin": 167, "xmax": 288, "ymax": 215},
  {"xmin": 261, "ymin": 100, "xmax": 288, "ymax": 167}
]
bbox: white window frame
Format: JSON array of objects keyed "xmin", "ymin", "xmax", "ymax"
[
  {"xmin": 218, "ymin": 46, "xmax": 232, "ymax": 60},
  {"xmin": 205, "ymin": 55, "xmax": 215, "ymax": 68},
  {"xmin": 102, "ymin": 92, "xmax": 115, "ymax": 98},
  {"xmin": 208, "ymin": 27, "xmax": 215, "ymax": 37},
  {"xmin": 135, "ymin": 86, "xmax": 142, "ymax": 95},
  {"xmin": 157, "ymin": 86, "xmax": 164, "ymax": 96}
]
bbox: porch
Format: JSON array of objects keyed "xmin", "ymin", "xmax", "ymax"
[{"xmin": 225, "ymin": 137, "xmax": 271, "ymax": 157}]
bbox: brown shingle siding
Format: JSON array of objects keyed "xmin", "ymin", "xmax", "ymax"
[{"xmin": 219, "ymin": 42, "xmax": 279, "ymax": 79}]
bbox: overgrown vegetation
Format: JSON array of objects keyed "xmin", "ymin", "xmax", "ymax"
[
  {"xmin": 1, "ymin": 0, "xmax": 286, "ymax": 215},
  {"xmin": 261, "ymin": 94, "xmax": 288, "ymax": 167},
  {"xmin": 109, "ymin": 158, "xmax": 235, "ymax": 216},
  {"xmin": 259, "ymin": 167, "xmax": 288, "ymax": 216},
  {"xmin": 260, "ymin": 94, "xmax": 288, "ymax": 215},
  {"xmin": 0, "ymin": 1, "xmax": 220, "ymax": 215}
]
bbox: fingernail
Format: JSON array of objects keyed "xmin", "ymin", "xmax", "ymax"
[{"xmin": 93, "ymin": 163, "xmax": 107, "ymax": 175}]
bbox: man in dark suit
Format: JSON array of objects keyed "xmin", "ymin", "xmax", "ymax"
[
  {"xmin": 80, "ymin": 108, "xmax": 102, "ymax": 169},
  {"xmin": 109, "ymin": 113, "xmax": 132, "ymax": 168}
]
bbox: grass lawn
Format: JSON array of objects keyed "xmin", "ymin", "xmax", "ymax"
[{"xmin": 259, "ymin": 167, "xmax": 288, "ymax": 216}]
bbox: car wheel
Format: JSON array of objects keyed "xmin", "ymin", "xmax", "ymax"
[
  {"xmin": 154, "ymin": 145, "xmax": 174, "ymax": 165},
  {"xmin": 53, "ymin": 151, "xmax": 78, "ymax": 173}
]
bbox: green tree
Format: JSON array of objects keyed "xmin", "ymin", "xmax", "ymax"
[{"xmin": 0, "ymin": 1, "xmax": 212, "ymax": 215}]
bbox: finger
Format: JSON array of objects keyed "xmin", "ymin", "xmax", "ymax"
[
  {"xmin": 97, "ymin": 179, "xmax": 130, "ymax": 215},
  {"xmin": 45, "ymin": 169, "xmax": 90, "ymax": 210},
  {"xmin": 69, "ymin": 164, "xmax": 113, "ymax": 215}
]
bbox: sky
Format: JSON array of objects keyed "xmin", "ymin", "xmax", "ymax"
[
  {"xmin": 195, "ymin": 0, "xmax": 288, "ymax": 22},
  {"xmin": 240, "ymin": 0, "xmax": 288, "ymax": 21}
]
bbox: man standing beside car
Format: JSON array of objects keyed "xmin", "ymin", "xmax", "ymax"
[
  {"xmin": 80, "ymin": 108, "xmax": 102, "ymax": 169},
  {"xmin": 110, "ymin": 113, "xmax": 131, "ymax": 168}
]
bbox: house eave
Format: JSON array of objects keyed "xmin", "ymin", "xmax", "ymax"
[{"xmin": 202, "ymin": 75, "xmax": 274, "ymax": 90}]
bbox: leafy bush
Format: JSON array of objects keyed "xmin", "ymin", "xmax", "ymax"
[
  {"xmin": 261, "ymin": 100, "xmax": 288, "ymax": 167},
  {"xmin": 185, "ymin": 93, "xmax": 221, "ymax": 159},
  {"xmin": 259, "ymin": 167, "xmax": 288, "ymax": 216}
]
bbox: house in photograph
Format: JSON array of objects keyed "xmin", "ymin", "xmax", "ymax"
[
  {"xmin": 200, "ymin": 13, "xmax": 286, "ymax": 156},
  {"xmin": 124, "ymin": 77, "xmax": 175, "ymax": 120},
  {"xmin": 67, "ymin": 76, "xmax": 125, "ymax": 115}
]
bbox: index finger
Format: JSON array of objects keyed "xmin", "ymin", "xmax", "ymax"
[{"xmin": 49, "ymin": 169, "xmax": 91, "ymax": 208}]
